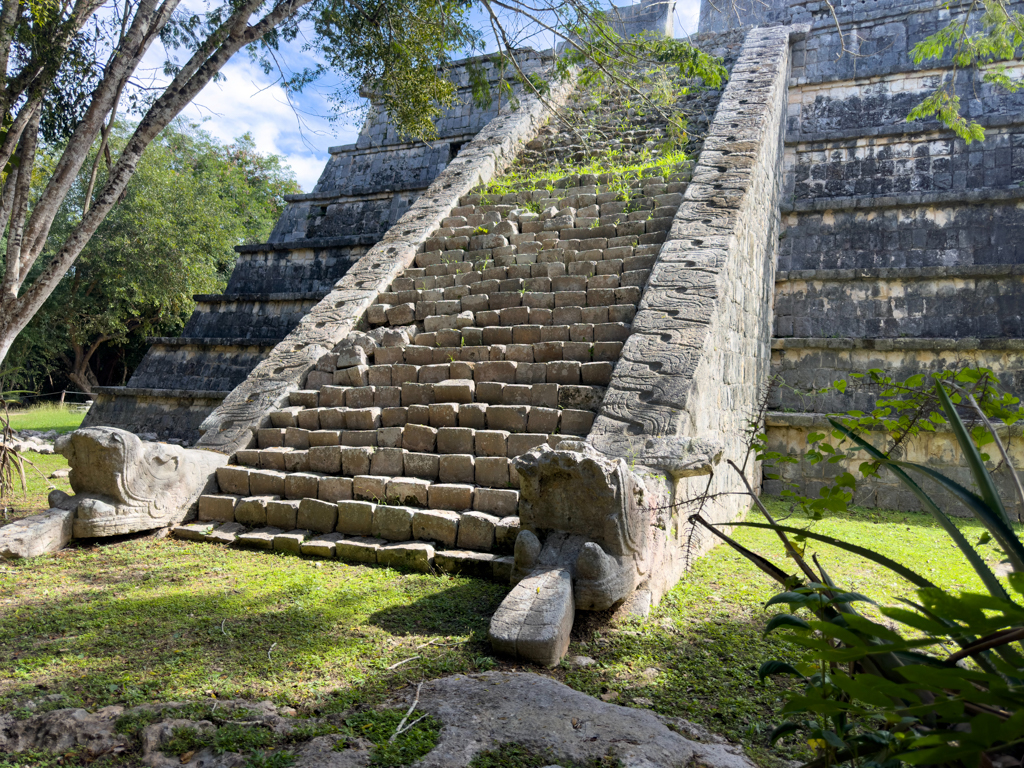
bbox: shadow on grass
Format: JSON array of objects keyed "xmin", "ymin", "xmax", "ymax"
[{"xmin": 0, "ymin": 543, "xmax": 513, "ymax": 712}]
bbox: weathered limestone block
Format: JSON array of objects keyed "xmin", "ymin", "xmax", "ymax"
[
  {"xmin": 0, "ymin": 508, "xmax": 73, "ymax": 559},
  {"xmin": 489, "ymin": 568, "xmax": 574, "ymax": 667},
  {"xmin": 50, "ymin": 427, "xmax": 227, "ymax": 538}
]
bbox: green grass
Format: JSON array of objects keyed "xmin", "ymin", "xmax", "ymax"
[
  {"xmin": 0, "ymin": 500, "xmax": 1004, "ymax": 767},
  {"xmin": 7, "ymin": 402, "xmax": 85, "ymax": 434},
  {"xmin": 468, "ymin": 743, "xmax": 622, "ymax": 767},
  {"xmin": 0, "ymin": 450, "xmax": 72, "ymax": 525},
  {"xmin": 480, "ymin": 147, "xmax": 691, "ymax": 200}
]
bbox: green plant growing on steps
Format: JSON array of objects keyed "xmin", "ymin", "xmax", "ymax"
[{"xmin": 690, "ymin": 371, "xmax": 1024, "ymax": 767}]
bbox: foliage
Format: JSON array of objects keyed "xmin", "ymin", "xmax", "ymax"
[
  {"xmin": 755, "ymin": 366, "xmax": 1024, "ymax": 521},
  {"xmin": 161, "ymin": 722, "xmax": 280, "ymax": 756},
  {"xmin": 4, "ymin": 121, "xmax": 298, "ymax": 393},
  {"xmin": 909, "ymin": 0, "xmax": 1024, "ymax": 141},
  {"xmin": 698, "ymin": 372, "xmax": 1024, "ymax": 766},
  {"xmin": 467, "ymin": 743, "xmax": 623, "ymax": 767},
  {"xmin": 339, "ymin": 708, "xmax": 442, "ymax": 766}
]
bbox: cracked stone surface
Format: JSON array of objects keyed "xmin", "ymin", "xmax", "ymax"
[{"xmin": 0, "ymin": 677, "xmax": 754, "ymax": 768}]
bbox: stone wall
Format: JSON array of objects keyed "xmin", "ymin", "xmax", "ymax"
[{"xmin": 697, "ymin": 0, "xmax": 1024, "ymax": 514}]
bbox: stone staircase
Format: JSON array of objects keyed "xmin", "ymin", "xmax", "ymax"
[{"xmin": 175, "ymin": 166, "xmax": 691, "ymax": 575}]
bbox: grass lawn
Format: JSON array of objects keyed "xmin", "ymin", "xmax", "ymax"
[
  {"xmin": 6, "ymin": 403, "xmax": 86, "ymax": 434},
  {"xmin": 0, "ymin": 451, "xmax": 73, "ymax": 526},
  {"xmin": 0, "ymin": 499, "xmax": 1005, "ymax": 767}
]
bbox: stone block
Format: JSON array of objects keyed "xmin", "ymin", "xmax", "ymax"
[
  {"xmin": 428, "ymin": 483, "xmax": 474, "ymax": 511},
  {"xmin": 435, "ymin": 549, "xmax": 499, "ymax": 578},
  {"xmin": 198, "ymin": 494, "xmax": 237, "ymax": 523},
  {"xmin": 378, "ymin": 542, "xmax": 435, "ymax": 573},
  {"xmin": 236, "ymin": 527, "xmax": 284, "ymax": 550},
  {"xmin": 474, "ymin": 487, "xmax": 519, "ymax": 516},
  {"xmin": 336, "ymin": 500, "xmax": 375, "ymax": 535},
  {"xmin": 309, "ymin": 430, "xmax": 341, "ymax": 447},
  {"xmin": 403, "ymin": 423, "xmax": 437, "ymax": 452},
  {"xmin": 561, "ymin": 409, "xmax": 595, "ymax": 435},
  {"xmin": 273, "ymin": 529, "xmax": 309, "ymax": 554},
  {"xmin": 386, "ymin": 477, "xmax": 431, "ymax": 507},
  {"xmin": 459, "ymin": 403, "xmax": 487, "ymax": 429},
  {"xmin": 284, "ymin": 473, "xmax": 319, "ymax": 500},
  {"xmin": 386, "ymin": 302, "xmax": 416, "ymax": 326},
  {"xmin": 477, "ymin": 381, "xmax": 505, "ymax": 404},
  {"xmin": 342, "ymin": 431, "xmax": 378, "ymax": 447},
  {"xmin": 495, "ymin": 516, "xmax": 521, "ymax": 552},
  {"xmin": 342, "ymin": 446, "xmax": 374, "ymax": 476},
  {"xmin": 377, "ymin": 426, "xmax": 404, "ymax": 448},
  {"xmin": 217, "ymin": 466, "xmax": 250, "ymax": 496},
  {"xmin": 412, "ymin": 510, "xmax": 460, "ymax": 547},
  {"xmin": 249, "ymin": 470, "xmax": 285, "ymax": 497},
  {"xmin": 235, "ymin": 496, "xmax": 276, "ymax": 526},
  {"xmin": 284, "ymin": 428, "xmax": 310, "ymax": 449},
  {"xmin": 404, "ymin": 452, "xmax": 440, "ymax": 480},
  {"xmin": 370, "ymin": 447, "xmax": 406, "ymax": 476},
  {"xmin": 489, "ymin": 568, "xmax": 573, "ymax": 667},
  {"xmin": 372, "ymin": 505, "xmax": 414, "ymax": 541},
  {"xmin": 428, "ymin": 403, "xmax": 459, "ymax": 428},
  {"xmin": 0, "ymin": 508, "xmax": 73, "ymax": 559},
  {"xmin": 335, "ymin": 536, "xmax": 384, "ymax": 563},
  {"xmin": 546, "ymin": 360, "xmax": 581, "ymax": 384},
  {"xmin": 475, "ymin": 361, "xmax": 517, "ymax": 383},
  {"xmin": 558, "ymin": 386, "xmax": 604, "ymax": 411},
  {"xmin": 475, "ymin": 430, "xmax": 508, "ymax": 457},
  {"xmin": 318, "ymin": 476, "xmax": 352, "ymax": 503},
  {"xmin": 488, "ymin": 406, "xmax": 528, "ymax": 433},
  {"xmin": 257, "ymin": 428, "xmax": 286, "ymax": 448},
  {"xmin": 267, "ymin": 499, "xmax": 300, "ymax": 529},
  {"xmin": 457, "ymin": 512, "xmax": 499, "ymax": 551},
  {"xmin": 439, "ymin": 454, "xmax": 475, "ymax": 484},
  {"xmin": 283, "ymin": 451, "xmax": 310, "ymax": 473},
  {"xmin": 309, "ymin": 445, "xmax": 342, "ymax": 474},
  {"xmin": 437, "ymin": 427, "xmax": 475, "ymax": 454},
  {"xmin": 300, "ymin": 532, "xmax": 344, "ymax": 558},
  {"xmin": 476, "ymin": 456, "xmax": 511, "ymax": 488},
  {"xmin": 507, "ymin": 433, "xmax": 548, "ymax": 457},
  {"xmin": 336, "ymin": 346, "xmax": 368, "ymax": 368},
  {"xmin": 527, "ymin": 407, "xmax": 560, "ymax": 434},
  {"xmin": 298, "ymin": 498, "xmax": 338, "ymax": 533},
  {"xmin": 346, "ymin": 408, "xmax": 381, "ymax": 430},
  {"xmin": 353, "ymin": 475, "xmax": 388, "ymax": 501}
]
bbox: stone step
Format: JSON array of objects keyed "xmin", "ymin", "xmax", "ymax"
[
  {"xmin": 260, "ymin": 397, "xmax": 595, "ymax": 436},
  {"xmin": 196, "ymin": 492, "xmax": 521, "ymax": 552},
  {"xmin": 301, "ymin": 342, "xmax": 624, "ymax": 388},
  {"xmin": 262, "ymin": 406, "xmax": 595, "ymax": 440},
  {"xmin": 172, "ymin": 521, "xmax": 516, "ymax": 578},
  {"xmin": 216, "ymin": 464, "xmax": 523, "ymax": 507},
  {"xmin": 300, "ymin": 368, "xmax": 610, "ymax": 408},
  {"xmin": 394, "ymin": 256, "xmax": 658, "ymax": 286},
  {"xmin": 243, "ymin": 426, "xmax": 566, "ymax": 466}
]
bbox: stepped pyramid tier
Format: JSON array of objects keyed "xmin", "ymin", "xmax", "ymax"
[{"xmin": 704, "ymin": 0, "xmax": 1024, "ymax": 515}]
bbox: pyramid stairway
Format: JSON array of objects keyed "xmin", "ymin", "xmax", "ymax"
[{"xmin": 174, "ymin": 165, "xmax": 691, "ymax": 575}]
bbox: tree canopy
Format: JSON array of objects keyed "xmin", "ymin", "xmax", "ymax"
[{"xmin": 4, "ymin": 121, "xmax": 299, "ymax": 394}]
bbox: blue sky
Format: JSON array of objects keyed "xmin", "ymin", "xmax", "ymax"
[{"xmin": 152, "ymin": 0, "xmax": 702, "ymax": 191}]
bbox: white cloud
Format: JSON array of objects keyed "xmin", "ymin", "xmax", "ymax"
[{"xmin": 172, "ymin": 58, "xmax": 355, "ymax": 191}]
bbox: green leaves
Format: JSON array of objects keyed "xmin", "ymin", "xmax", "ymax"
[{"xmin": 907, "ymin": 0, "xmax": 1024, "ymax": 141}]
